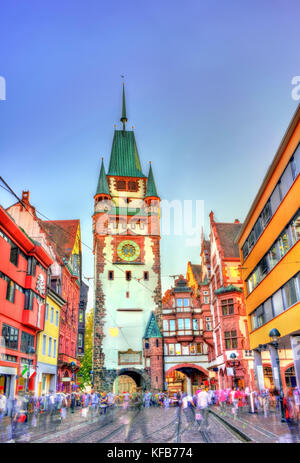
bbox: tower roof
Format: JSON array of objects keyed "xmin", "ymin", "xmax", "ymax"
[
  {"xmin": 120, "ymin": 83, "xmax": 128, "ymax": 129},
  {"xmin": 95, "ymin": 158, "xmax": 110, "ymax": 196},
  {"xmin": 145, "ymin": 163, "xmax": 158, "ymax": 197},
  {"xmin": 143, "ymin": 311, "xmax": 162, "ymax": 338},
  {"xmin": 108, "ymin": 130, "xmax": 145, "ymax": 178}
]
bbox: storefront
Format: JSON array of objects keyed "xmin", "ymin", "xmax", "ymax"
[
  {"xmin": 35, "ymin": 362, "xmax": 57, "ymax": 396},
  {"xmin": 0, "ymin": 366, "xmax": 17, "ymax": 415}
]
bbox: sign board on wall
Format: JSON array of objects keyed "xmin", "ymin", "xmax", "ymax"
[{"xmin": 118, "ymin": 349, "xmax": 142, "ymax": 365}]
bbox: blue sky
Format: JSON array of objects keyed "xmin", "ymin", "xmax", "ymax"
[{"xmin": 1, "ymin": 0, "xmax": 300, "ymax": 307}]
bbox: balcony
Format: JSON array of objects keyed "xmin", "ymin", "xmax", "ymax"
[
  {"xmin": 176, "ymin": 307, "xmax": 192, "ymax": 313},
  {"xmin": 58, "ymin": 353, "xmax": 80, "ymax": 368},
  {"xmin": 22, "ymin": 310, "xmax": 40, "ymax": 330}
]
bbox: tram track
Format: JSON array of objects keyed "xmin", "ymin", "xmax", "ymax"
[{"xmin": 208, "ymin": 409, "xmax": 253, "ymax": 442}]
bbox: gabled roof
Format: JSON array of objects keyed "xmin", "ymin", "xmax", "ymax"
[
  {"xmin": 143, "ymin": 312, "xmax": 162, "ymax": 338},
  {"xmin": 41, "ymin": 219, "xmax": 80, "ymax": 261},
  {"xmin": 95, "ymin": 159, "xmax": 110, "ymax": 196},
  {"xmin": 189, "ymin": 263, "xmax": 202, "ymax": 285},
  {"xmin": 107, "ymin": 130, "xmax": 145, "ymax": 178},
  {"xmin": 145, "ymin": 163, "xmax": 158, "ymax": 197},
  {"xmin": 215, "ymin": 223, "xmax": 243, "ymax": 258}
]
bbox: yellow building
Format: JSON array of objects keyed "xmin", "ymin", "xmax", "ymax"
[
  {"xmin": 35, "ymin": 288, "xmax": 65, "ymax": 395},
  {"xmin": 237, "ymin": 104, "xmax": 300, "ymax": 391}
]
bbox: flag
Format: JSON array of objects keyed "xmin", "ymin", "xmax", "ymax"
[{"xmin": 21, "ymin": 365, "xmax": 29, "ymax": 377}]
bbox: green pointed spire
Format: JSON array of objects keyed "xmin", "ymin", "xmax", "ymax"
[
  {"xmin": 143, "ymin": 312, "xmax": 162, "ymax": 339},
  {"xmin": 120, "ymin": 83, "xmax": 128, "ymax": 130},
  {"xmin": 145, "ymin": 162, "xmax": 158, "ymax": 198},
  {"xmin": 95, "ymin": 158, "xmax": 110, "ymax": 196}
]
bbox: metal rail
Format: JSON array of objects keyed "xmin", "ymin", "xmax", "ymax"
[{"xmin": 208, "ymin": 409, "xmax": 253, "ymax": 442}]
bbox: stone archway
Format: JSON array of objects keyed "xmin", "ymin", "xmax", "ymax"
[{"xmin": 165, "ymin": 364, "xmax": 209, "ymax": 395}]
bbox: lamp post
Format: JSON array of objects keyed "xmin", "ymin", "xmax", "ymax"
[
  {"xmin": 90, "ymin": 370, "xmax": 94, "ymax": 388},
  {"xmin": 71, "ymin": 361, "xmax": 76, "ymax": 392},
  {"xmin": 230, "ymin": 353, "xmax": 238, "ymax": 388},
  {"xmin": 269, "ymin": 328, "xmax": 286, "ymax": 423}
]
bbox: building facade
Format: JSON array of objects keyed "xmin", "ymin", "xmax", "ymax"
[
  {"xmin": 77, "ymin": 281, "xmax": 89, "ymax": 357},
  {"xmin": 237, "ymin": 104, "xmax": 300, "ymax": 392},
  {"xmin": 7, "ymin": 192, "xmax": 82, "ymax": 394},
  {"xmin": 0, "ymin": 205, "xmax": 52, "ymax": 409},
  {"xmin": 162, "ymin": 275, "xmax": 212, "ymax": 395},
  {"xmin": 35, "ymin": 287, "xmax": 65, "ymax": 395},
  {"xmin": 199, "ymin": 213, "xmax": 254, "ymax": 389},
  {"xmin": 92, "ymin": 85, "xmax": 162, "ymax": 391}
]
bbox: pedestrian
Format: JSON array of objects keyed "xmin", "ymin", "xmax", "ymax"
[
  {"xmin": 195, "ymin": 387, "xmax": 210, "ymax": 430},
  {"xmin": 181, "ymin": 393, "xmax": 195, "ymax": 429}
]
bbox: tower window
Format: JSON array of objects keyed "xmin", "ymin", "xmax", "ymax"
[
  {"xmin": 116, "ymin": 180, "xmax": 126, "ymax": 190},
  {"xmin": 126, "ymin": 291, "xmax": 130, "ymax": 298},
  {"xmin": 108, "ymin": 271, "xmax": 114, "ymax": 281},
  {"xmin": 128, "ymin": 181, "xmax": 138, "ymax": 192},
  {"xmin": 144, "ymin": 271, "xmax": 149, "ymax": 281},
  {"xmin": 156, "ymin": 339, "xmax": 159, "ymax": 347},
  {"xmin": 126, "ymin": 271, "xmax": 131, "ymax": 281}
]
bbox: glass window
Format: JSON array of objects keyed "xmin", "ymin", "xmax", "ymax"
[
  {"xmin": 261, "ymin": 201, "xmax": 272, "ymax": 227},
  {"xmin": 42, "ymin": 334, "xmax": 47, "ymax": 355},
  {"xmin": 10, "ymin": 244, "xmax": 19, "ymax": 266},
  {"xmin": 193, "ymin": 319, "xmax": 199, "ymax": 330},
  {"xmin": 53, "ymin": 339, "xmax": 57, "ymax": 357},
  {"xmin": 293, "ymin": 144, "xmax": 300, "ymax": 176},
  {"xmin": 197, "ymin": 343, "xmax": 202, "ymax": 354},
  {"xmin": 259, "ymin": 256, "xmax": 269, "ymax": 278},
  {"xmin": 169, "ymin": 319, "xmax": 175, "ymax": 331},
  {"xmin": 169, "ymin": 344, "xmax": 175, "ymax": 355},
  {"xmin": 48, "ymin": 337, "xmax": 52, "ymax": 357},
  {"xmin": 55, "ymin": 311, "xmax": 59, "ymax": 326},
  {"xmin": 6, "ymin": 280, "xmax": 15, "ymax": 303},
  {"xmin": 2, "ymin": 324, "xmax": 19, "ymax": 350},
  {"xmin": 270, "ymin": 184, "xmax": 281, "ymax": 215},
  {"xmin": 27, "ymin": 257, "xmax": 36, "ymax": 276},
  {"xmin": 251, "ymin": 312, "xmax": 258, "ymax": 330},
  {"xmin": 254, "ymin": 218, "xmax": 263, "ymax": 241},
  {"xmin": 79, "ymin": 310, "xmax": 83, "ymax": 323},
  {"xmin": 45, "ymin": 303, "xmax": 49, "ymax": 321},
  {"xmin": 178, "ymin": 319, "xmax": 184, "ymax": 330},
  {"xmin": 204, "ymin": 296, "xmax": 209, "ymax": 304},
  {"xmin": 242, "ymin": 241, "xmax": 249, "ymax": 260},
  {"xmin": 163, "ymin": 320, "xmax": 168, "ymax": 331},
  {"xmin": 280, "ymin": 163, "xmax": 294, "ymax": 198},
  {"xmin": 278, "ymin": 230, "xmax": 290, "ymax": 257},
  {"xmin": 206, "ymin": 317, "xmax": 212, "ymax": 331},
  {"xmin": 20, "ymin": 331, "xmax": 34, "ymax": 353},
  {"xmin": 263, "ymin": 298, "xmax": 273, "ymax": 322},
  {"xmin": 183, "ymin": 298, "xmax": 189, "ymax": 307},
  {"xmin": 190, "ymin": 344, "xmax": 196, "ymax": 354},
  {"xmin": 248, "ymin": 230, "xmax": 255, "ymax": 249},
  {"xmin": 283, "ymin": 278, "xmax": 298, "ymax": 309},
  {"xmin": 272, "ymin": 289, "xmax": 284, "ymax": 317},
  {"xmin": 175, "ymin": 343, "xmax": 181, "ymax": 355},
  {"xmin": 78, "ymin": 333, "xmax": 83, "ymax": 348},
  {"xmin": 269, "ymin": 242, "xmax": 280, "ymax": 268},
  {"xmin": 50, "ymin": 307, "xmax": 54, "ymax": 324},
  {"xmin": 290, "ymin": 211, "xmax": 300, "ymax": 244},
  {"xmin": 177, "ymin": 299, "xmax": 183, "ymax": 307},
  {"xmin": 184, "ymin": 318, "xmax": 191, "ymax": 329}
]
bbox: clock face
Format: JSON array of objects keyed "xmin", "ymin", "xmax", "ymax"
[{"xmin": 117, "ymin": 240, "xmax": 140, "ymax": 262}]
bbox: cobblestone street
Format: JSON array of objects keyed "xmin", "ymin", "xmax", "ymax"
[{"xmin": 2, "ymin": 403, "xmax": 300, "ymax": 443}]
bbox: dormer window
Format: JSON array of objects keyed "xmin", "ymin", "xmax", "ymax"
[
  {"xmin": 128, "ymin": 181, "xmax": 138, "ymax": 192},
  {"xmin": 117, "ymin": 180, "xmax": 126, "ymax": 191}
]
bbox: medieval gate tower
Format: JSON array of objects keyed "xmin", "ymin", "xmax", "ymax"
[{"xmin": 92, "ymin": 85, "xmax": 163, "ymax": 391}]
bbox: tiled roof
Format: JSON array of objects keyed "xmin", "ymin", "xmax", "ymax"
[
  {"xmin": 190, "ymin": 264, "xmax": 202, "ymax": 285},
  {"xmin": 41, "ymin": 219, "xmax": 79, "ymax": 260},
  {"xmin": 107, "ymin": 130, "xmax": 145, "ymax": 178},
  {"xmin": 143, "ymin": 312, "xmax": 162, "ymax": 338},
  {"xmin": 145, "ymin": 163, "xmax": 158, "ymax": 197},
  {"xmin": 215, "ymin": 223, "xmax": 243, "ymax": 258}
]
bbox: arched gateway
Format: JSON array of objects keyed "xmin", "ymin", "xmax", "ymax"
[
  {"xmin": 112, "ymin": 368, "xmax": 150, "ymax": 393},
  {"xmin": 166, "ymin": 364, "xmax": 210, "ymax": 395}
]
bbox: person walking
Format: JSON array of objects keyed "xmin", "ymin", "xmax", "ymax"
[
  {"xmin": 181, "ymin": 393, "xmax": 195, "ymax": 429},
  {"xmin": 195, "ymin": 387, "xmax": 210, "ymax": 431}
]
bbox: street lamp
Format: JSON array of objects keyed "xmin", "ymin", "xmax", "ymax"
[
  {"xmin": 230, "ymin": 353, "xmax": 238, "ymax": 388},
  {"xmin": 269, "ymin": 328, "xmax": 286, "ymax": 423},
  {"xmin": 90, "ymin": 370, "xmax": 94, "ymax": 388}
]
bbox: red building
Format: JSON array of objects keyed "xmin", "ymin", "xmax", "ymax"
[
  {"xmin": 0, "ymin": 205, "xmax": 52, "ymax": 405},
  {"xmin": 7, "ymin": 193, "xmax": 82, "ymax": 393},
  {"xmin": 203, "ymin": 212, "xmax": 254, "ymax": 389},
  {"xmin": 162, "ymin": 275, "xmax": 213, "ymax": 395}
]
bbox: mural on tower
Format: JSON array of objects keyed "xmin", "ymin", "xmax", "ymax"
[{"xmin": 92, "ymin": 84, "xmax": 162, "ymax": 391}]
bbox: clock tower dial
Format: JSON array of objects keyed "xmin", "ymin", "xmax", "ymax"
[{"xmin": 117, "ymin": 240, "xmax": 140, "ymax": 262}]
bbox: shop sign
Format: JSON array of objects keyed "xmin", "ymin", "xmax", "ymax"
[{"xmin": 62, "ymin": 377, "xmax": 71, "ymax": 382}]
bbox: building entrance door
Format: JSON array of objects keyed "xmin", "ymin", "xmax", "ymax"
[{"xmin": 0, "ymin": 374, "xmax": 11, "ymax": 397}]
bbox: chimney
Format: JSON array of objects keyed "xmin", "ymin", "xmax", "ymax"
[
  {"xmin": 22, "ymin": 191, "xmax": 30, "ymax": 204},
  {"xmin": 234, "ymin": 219, "xmax": 240, "ymax": 224}
]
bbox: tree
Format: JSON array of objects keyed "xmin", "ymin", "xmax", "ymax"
[{"xmin": 78, "ymin": 309, "xmax": 93, "ymax": 390}]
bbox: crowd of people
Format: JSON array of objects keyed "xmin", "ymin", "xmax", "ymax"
[{"xmin": 0, "ymin": 385, "xmax": 300, "ymax": 442}]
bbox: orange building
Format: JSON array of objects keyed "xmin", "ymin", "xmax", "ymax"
[{"xmin": 237, "ymin": 104, "xmax": 300, "ymax": 392}]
